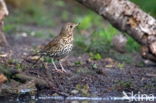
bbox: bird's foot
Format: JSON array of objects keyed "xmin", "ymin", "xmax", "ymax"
[
  {"xmin": 59, "ymin": 61, "xmax": 67, "ymax": 73},
  {"xmin": 61, "ymin": 68, "xmax": 67, "ymax": 73},
  {"xmin": 52, "ymin": 68, "xmax": 67, "ymax": 73},
  {"xmin": 53, "ymin": 68, "xmax": 64, "ymax": 73}
]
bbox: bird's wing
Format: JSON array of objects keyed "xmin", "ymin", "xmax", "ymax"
[{"xmin": 40, "ymin": 36, "xmax": 61, "ymax": 55}]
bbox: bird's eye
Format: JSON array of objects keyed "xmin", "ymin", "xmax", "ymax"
[{"xmin": 70, "ymin": 25, "xmax": 73, "ymax": 28}]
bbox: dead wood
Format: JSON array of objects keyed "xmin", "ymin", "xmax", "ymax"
[{"xmin": 75, "ymin": 0, "xmax": 156, "ymax": 62}]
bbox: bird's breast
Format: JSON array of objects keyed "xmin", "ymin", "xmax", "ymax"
[
  {"xmin": 52, "ymin": 43, "xmax": 72, "ymax": 59},
  {"xmin": 61, "ymin": 44, "xmax": 73, "ymax": 54}
]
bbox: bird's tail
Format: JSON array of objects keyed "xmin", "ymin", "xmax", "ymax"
[{"xmin": 23, "ymin": 52, "xmax": 42, "ymax": 66}]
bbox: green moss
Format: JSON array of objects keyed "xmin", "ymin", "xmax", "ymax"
[
  {"xmin": 126, "ymin": 36, "xmax": 140, "ymax": 52},
  {"xmin": 74, "ymin": 61, "xmax": 82, "ymax": 66},
  {"xmin": 89, "ymin": 53, "xmax": 102, "ymax": 60},
  {"xmin": 117, "ymin": 63, "xmax": 125, "ymax": 69}
]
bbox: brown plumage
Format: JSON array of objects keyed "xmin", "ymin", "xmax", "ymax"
[{"xmin": 37, "ymin": 22, "xmax": 79, "ymax": 72}]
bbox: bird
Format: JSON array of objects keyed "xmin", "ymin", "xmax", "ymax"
[{"xmin": 32, "ymin": 22, "xmax": 79, "ymax": 72}]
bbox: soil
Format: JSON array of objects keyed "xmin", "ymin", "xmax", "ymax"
[
  {"xmin": 0, "ymin": 0, "xmax": 156, "ymax": 102},
  {"xmin": 0, "ymin": 35, "xmax": 156, "ymax": 103}
]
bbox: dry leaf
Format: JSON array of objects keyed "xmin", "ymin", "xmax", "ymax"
[{"xmin": 0, "ymin": 74, "xmax": 7, "ymax": 83}]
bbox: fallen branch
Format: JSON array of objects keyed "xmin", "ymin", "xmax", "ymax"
[{"xmin": 75, "ymin": 0, "xmax": 156, "ymax": 62}]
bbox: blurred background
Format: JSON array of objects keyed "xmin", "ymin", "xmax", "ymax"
[{"xmin": 3, "ymin": 0, "xmax": 156, "ymax": 64}]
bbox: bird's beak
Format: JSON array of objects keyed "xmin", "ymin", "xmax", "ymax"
[{"xmin": 74, "ymin": 23, "xmax": 80, "ymax": 27}]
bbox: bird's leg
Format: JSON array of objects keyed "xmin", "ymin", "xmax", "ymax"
[
  {"xmin": 51, "ymin": 58, "xmax": 62, "ymax": 72},
  {"xmin": 51, "ymin": 58, "xmax": 58, "ymax": 70},
  {"xmin": 59, "ymin": 60, "xmax": 66, "ymax": 72}
]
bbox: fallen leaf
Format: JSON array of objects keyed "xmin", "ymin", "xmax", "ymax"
[{"xmin": 0, "ymin": 74, "xmax": 7, "ymax": 83}]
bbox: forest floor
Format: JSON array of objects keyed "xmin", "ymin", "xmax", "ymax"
[
  {"xmin": 0, "ymin": 0, "xmax": 156, "ymax": 103},
  {"xmin": 0, "ymin": 35, "xmax": 156, "ymax": 103}
]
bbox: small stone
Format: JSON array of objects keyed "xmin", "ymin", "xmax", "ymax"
[
  {"xmin": 71, "ymin": 90, "xmax": 79, "ymax": 94},
  {"xmin": 21, "ymin": 32, "xmax": 28, "ymax": 37}
]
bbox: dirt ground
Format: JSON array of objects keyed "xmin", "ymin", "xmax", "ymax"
[
  {"xmin": 0, "ymin": 1, "xmax": 156, "ymax": 102},
  {"xmin": 0, "ymin": 35, "xmax": 156, "ymax": 103}
]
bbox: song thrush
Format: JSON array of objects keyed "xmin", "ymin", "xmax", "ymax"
[{"xmin": 36, "ymin": 22, "xmax": 79, "ymax": 72}]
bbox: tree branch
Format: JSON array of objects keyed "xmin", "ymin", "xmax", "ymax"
[{"xmin": 75, "ymin": 0, "xmax": 156, "ymax": 62}]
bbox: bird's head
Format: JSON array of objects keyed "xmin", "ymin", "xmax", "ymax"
[{"xmin": 60, "ymin": 22, "xmax": 79, "ymax": 36}]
